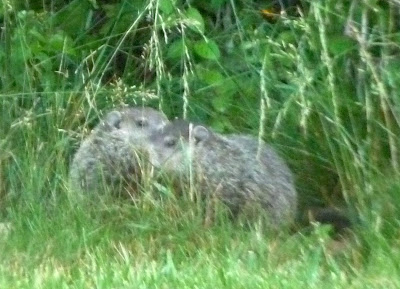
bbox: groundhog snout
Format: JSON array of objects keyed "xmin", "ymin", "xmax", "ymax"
[{"xmin": 146, "ymin": 145, "xmax": 162, "ymax": 168}]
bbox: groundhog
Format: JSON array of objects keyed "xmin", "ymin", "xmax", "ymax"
[
  {"xmin": 69, "ymin": 107, "xmax": 169, "ymax": 195},
  {"xmin": 148, "ymin": 120, "xmax": 298, "ymax": 227},
  {"xmin": 227, "ymin": 134, "xmax": 295, "ymax": 184}
]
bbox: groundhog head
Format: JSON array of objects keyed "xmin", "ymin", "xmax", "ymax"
[
  {"xmin": 148, "ymin": 119, "xmax": 213, "ymax": 174},
  {"xmin": 97, "ymin": 107, "xmax": 169, "ymax": 145}
]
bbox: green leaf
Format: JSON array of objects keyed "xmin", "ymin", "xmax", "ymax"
[
  {"xmin": 193, "ymin": 39, "xmax": 220, "ymax": 60},
  {"xmin": 48, "ymin": 34, "xmax": 76, "ymax": 56},
  {"xmin": 88, "ymin": 0, "xmax": 99, "ymax": 9},
  {"xmin": 211, "ymin": 93, "xmax": 233, "ymax": 113},
  {"xmin": 51, "ymin": 0, "xmax": 92, "ymax": 37},
  {"xmin": 184, "ymin": 7, "xmax": 205, "ymax": 34},
  {"xmin": 159, "ymin": 0, "xmax": 175, "ymax": 15},
  {"xmin": 49, "ymin": 34, "xmax": 67, "ymax": 51},
  {"xmin": 211, "ymin": 0, "xmax": 227, "ymax": 10},
  {"xmin": 28, "ymin": 28, "xmax": 46, "ymax": 43},
  {"xmin": 328, "ymin": 35, "xmax": 356, "ymax": 56},
  {"xmin": 212, "ymin": 77, "xmax": 236, "ymax": 113},
  {"xmin": 167, "ymin": 38, "xmax": 185, "ymax": 59},
  {"xmin": 196, "ymin": 67, "xmax": 235, "ymax": 113},
  {"xmin": 197, "ymin": 68, "xmax": 224, "ymax": 86},
  {"xmin": 277, "ymin": 31, "xmax": 297, "ymax": 45},
  {"xmin": 210, "ymin": 117, "xmax": 234, "ymax": 133}
]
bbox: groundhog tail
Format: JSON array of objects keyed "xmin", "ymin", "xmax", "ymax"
[{"xmin": 307, "ymin": 207, "xmax": 352, "ymax": 235}]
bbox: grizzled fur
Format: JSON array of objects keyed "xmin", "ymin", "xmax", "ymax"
[
  {"xmin": 69, "ymin": 107, "xmax": 168, "ymax": 195},
  {"xmin": 227, "ymin": 135, "xmax": 295, "ymax": 184},
  {"xmin": 148, "ymin": 120, "xmax": 297, "ymax": 227}
]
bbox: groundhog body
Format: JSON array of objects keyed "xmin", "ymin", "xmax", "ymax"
[
  {"xmin": 227, "ymin": 134, "xmax": 295, "ymax": 185},
  {"xmin": 148, "ymin": 120, "xmax": 297, "ymax": 227},
  {"xmin": 69, "ymin": 107, "xmax": 168, "ymax": 195}
]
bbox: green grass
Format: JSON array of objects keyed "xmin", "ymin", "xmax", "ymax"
[
  {"xmin": 0, "ymin": 149, "xmax": 399, "ymax": 288},
  {"xmin": 1, "ymin": 0, "xmax": 400, "ymax": 287},
  {"xmin": 0, "ymin": 187, "xmax": 399, "ymax": 288}
]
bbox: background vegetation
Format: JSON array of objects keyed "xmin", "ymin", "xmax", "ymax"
[{"xmin": 1, "ymin": 0, "xmax": 400, "ymax": 287}]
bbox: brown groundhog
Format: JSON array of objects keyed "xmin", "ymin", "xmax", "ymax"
[
  {"xmin": 69, "ymin": 107, "xmax": 168, "ymax": 196},
  {"xmin": 148, "ymin": 120, "xmax": 298, "ymax": 227}
]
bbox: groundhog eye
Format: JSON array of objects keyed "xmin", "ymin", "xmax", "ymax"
[
  {"xmin": 113, "ymin": 119, "xmax": 121, "ymax": 129},
  {"xmin": 136, "ymin": 118, "xmax": 148, "ymax": 128},
  {"xmin": 164, "ymin": 138, "xmax": 177, "ymax": 148}
]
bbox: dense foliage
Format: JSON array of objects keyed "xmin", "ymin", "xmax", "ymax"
[
  {"xmin": 2, "ymin": 0, "xmax": 400, "ymax": 208},
  {"xmin": 1, "ymin": 0, "xmax": 400, "ymax": 287}
]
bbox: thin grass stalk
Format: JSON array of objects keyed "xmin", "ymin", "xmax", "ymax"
[
  {"xmin": 181, "ymin": 57, "xmax": 191, "ymax": 120},
  {"xmin": 257, "ymin": 54, "xmax": 270, "ymax": 160},
  {"xmin": 313, "ymin": 3, "xmax": 340, "ymax": 127},
  {"xmin": 77, "ymin": 3, "xmax": 128, "ymax": 90},
  {"xmin": 178, "ymin": 17, "xmax": 193, "ymax": 120},
  {"xmin": 148, "ymin": 0, "xmax": 167, "ymax": 104},
  {"xmin": 356, "ymin": 14, "xmax": 399, "ymax": 172},
  {"xmin": 357, "ymin": 2, "xmax": 376, "ymax": 201},
  {"xmin": 95, "ymin": 3, "xmax": 148, "ymax": 92},
  {"xmin": 228, "ymin": 0, "xmax": 244, "ymax": 45},
  {"xmin": 357, "ymin": 5, "xmax": 377, "ymax": 168},
  {"xmin": 1, "ymin": 1, "xmax": 12, "ymax": 89},
  {"xmin": 314, "ymin": 3, "xmax": 352, "ymax": 198},
  {"xmin": 296, "ymin": 42, "xmax": 312, "ymax": 138},
  {"xmin": 83, "ymin": 53, "xmax": 100, "ymax": 117},
  {"xmin": 380, "ymin": 2, "xmax": 400, "ymax": 173}
]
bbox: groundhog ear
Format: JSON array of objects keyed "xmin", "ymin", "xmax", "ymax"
[
  {"xmin": 104, "ymin": 111, "xmax": 122, "ymax": 128},
  {"xmin": 192, "ymin": 125, "xmax": 210, "ymax": 142}
]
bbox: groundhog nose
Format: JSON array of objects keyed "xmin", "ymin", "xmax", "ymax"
[{"xmin": 146, "ymin": 146, "xmax": 160, "ymax": 167}]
